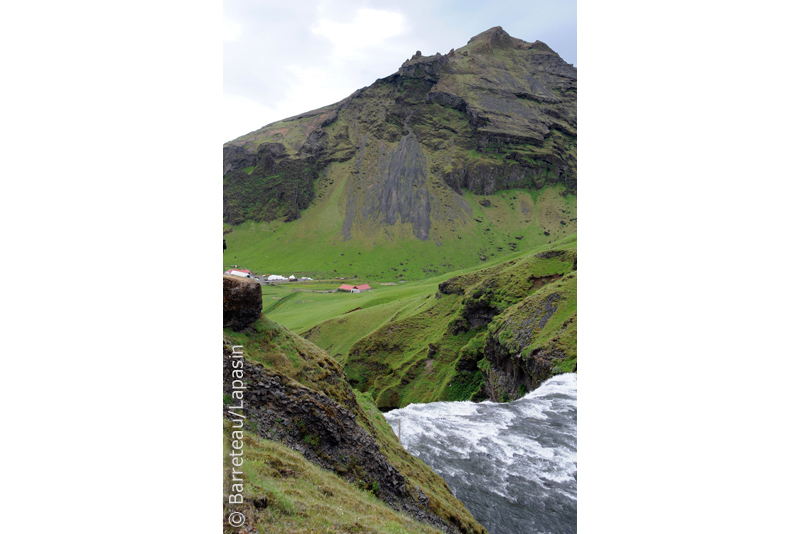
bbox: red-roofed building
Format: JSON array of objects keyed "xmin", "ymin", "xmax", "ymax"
[
  {"xmin": 338, "ymin": 283, "xmax": 372, "ymax": 293},
  {"xmin": 225, "ymin": 269, "xmax": 252, "ymax": 278}
]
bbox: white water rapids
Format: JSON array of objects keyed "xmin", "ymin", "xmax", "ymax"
[{"xmin": 384, "ymin": 373, "xmax": 577, "ymax": 534}]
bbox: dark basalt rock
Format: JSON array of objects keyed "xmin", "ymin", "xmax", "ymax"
[
  {"xmin": 425, "ymin": 90, "xmax": 467, "ymax": 112},
  {"xmin": 483, "ymin": 335, "xmax": 556, "ymax": 402},
  {"xmin": 342, "ymin": 130, "xmax": 432, "ymax": 241},
  {"xmin": 462, "ymin": 297, "xmax": 500, "ymax": 330},
  {"xmin": 223, "ymin": 145, "xmax": 257, "ymax": 176},
  {"xmin": 438, "ymin": 278, "xmax": 465, "ymax": 295},
  {"xmin": 223, "ymin": 156, "xmax": 319, "ymax": 225},
  {"xmin": 223, "ymin": 275, "xmax": 262, "ymax": 331},
  {"xmin": 480, "ymin": 291, "xmax": 564, "ymax": 401}
]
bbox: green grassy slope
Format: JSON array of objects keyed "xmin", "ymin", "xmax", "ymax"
[
  {"xmin": 223, "ymin": 184, "xmax": 576, "ymax": 282},
  {"xmin": 223, "ymin": 315, "xmax": 487, "ymax": 534},
  {"xmin": 491, "ymin": 271, "xmax": 577, "ymax": 373},
  {"xmin": 224, "ymin": 421, "xmax": 450, "ymax": 534}
]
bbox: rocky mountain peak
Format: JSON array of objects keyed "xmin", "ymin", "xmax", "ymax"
[
  {"xmin": 465, "ymin": 26, "xmax": 530, "ymax": 53},
  {"xmin": 468, "ymin": 26, "xmax": 511, "ymax": 44}
]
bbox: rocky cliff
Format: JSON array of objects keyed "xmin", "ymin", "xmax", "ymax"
[{"xmin": 481, "ymin": 271, "xmax": 577, "ymax": 402}]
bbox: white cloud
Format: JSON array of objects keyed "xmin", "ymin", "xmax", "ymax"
[
  {"xmin": 222, "ymin": 17, "xmax": 241, "ymax": 42},
  {"xmin": 223, "ymin": 94, "xmax": 275, "ymax": 143},
  {"xmin": 311, "ymin": 9, "xmax": 407, "ymax": 64},
  {"xmin": 223, "ymin": 65, "xmax": 360, "ymax": 144}
]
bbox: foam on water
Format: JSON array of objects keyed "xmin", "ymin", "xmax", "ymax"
[{"xmin": 385, "ymin": 373, "xmax": 577, "ymax": 534}]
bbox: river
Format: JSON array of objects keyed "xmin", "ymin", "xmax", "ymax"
[{"xmin": 384, "ymin": 373, "xmax": 577, "ymax": 534}]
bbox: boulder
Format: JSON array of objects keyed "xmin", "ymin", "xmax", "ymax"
[{"xmin": 223, "ymin": 275, "xmax": 262, "ymax": 330}]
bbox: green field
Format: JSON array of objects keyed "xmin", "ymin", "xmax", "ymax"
[
  {"xmin": 223, "ymin": 183, "xmax": 576, "ymax": 283},
  {"xmin": 266, "ymin": 234, "xmax": 574, "ymax": 332}
]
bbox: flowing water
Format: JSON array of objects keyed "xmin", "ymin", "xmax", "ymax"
[{"xmin": 384, "ymin": 374, "xmax": 577, "ymax": 534}]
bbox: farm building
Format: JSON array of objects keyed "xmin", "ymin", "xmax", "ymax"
[
  {"xmin": 267, "ymin": 274, "xmax": 288, "ymax": 281},
  {"xmin": 338, "ymin": 284, "xmax": 361, "ymax": 293},
  {"xmin": 338, "ymin": 283, "xmax": 372, "ymax": 293},
  {"xmin": 225, "ymin": 269, "xmax": 251, "ymax": 278}
]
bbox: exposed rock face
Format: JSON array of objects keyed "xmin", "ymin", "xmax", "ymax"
[
  {"xmin": 223, "ymin": 275, "xmax": 262, "ymax": 331},
  {"xmin": 223, "ymin": 26, "xmax": 577, "ymax": 238},
  {"xmin": 222, "ymin": 346, "xmax": 465, "ymax": 534},
  {"xmin": 223, "ymin": 145, "xmax": 319, "ymax": 225},
  {"xmin": 438, "ymin": 278, "xmax": 466, "ymax": 296},
  {"xmin": 223, "ymin": 144, "xmax": 257, "ymax": 176},
  {"xmin": 480, "ymin": 274, "xmax": 577, "ymax": 401},
  {"xmin": 343, "ymin": 130, "xmax": 433, "ymax": 240},
  {"xmin": 482, "ymin": 299, "xmax": 561, "ymax": 402}
]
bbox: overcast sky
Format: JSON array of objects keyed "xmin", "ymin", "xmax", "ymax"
[{"xmin": 223, "ymin": 0, "xmax": 576, "ymax": 143}]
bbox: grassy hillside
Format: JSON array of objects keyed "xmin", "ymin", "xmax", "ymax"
[
  {"xmin": 223, "ymin": 184, "xmax": 575, "ymax": 281},
  {"xmin": 223, "ymin": 420, "xmax": 452, "ymax": 534},
  {"xmin": 223, "ymin": 315, "xmax": 487, "ymax": 534}
]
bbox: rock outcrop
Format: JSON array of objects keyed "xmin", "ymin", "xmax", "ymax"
[
  {"xmin": 481, "ymin": 272, "xmax": 577, "ymax": 401},
  {"xmin": 223, "ymin": 275, "xmax": 262, "ymax": 330}
]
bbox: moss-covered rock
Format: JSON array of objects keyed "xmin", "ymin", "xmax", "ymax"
[{"xmin": 482, "ymin": 272, "xmax": 577, "ymax": 401}]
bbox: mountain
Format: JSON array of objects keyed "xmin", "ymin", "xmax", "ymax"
[{"xmin": 222, "ymin": 27, "xmax": 577, "ymax": 280}]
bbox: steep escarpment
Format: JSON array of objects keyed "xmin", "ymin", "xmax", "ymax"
[
  {"xmin": 223, "ymin": 27, "xmax": 576, "ymax": 251},
  {"xmin": 222, "ymin": 278, "xmax": 486, "ymax": 534},
  {"xmin": 223, "ymin": 142, "xmax": 321, "ymax": 225},
  {"xmin": 481, "ymin": 272, "xmax": 577, "ymax": 402}
]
